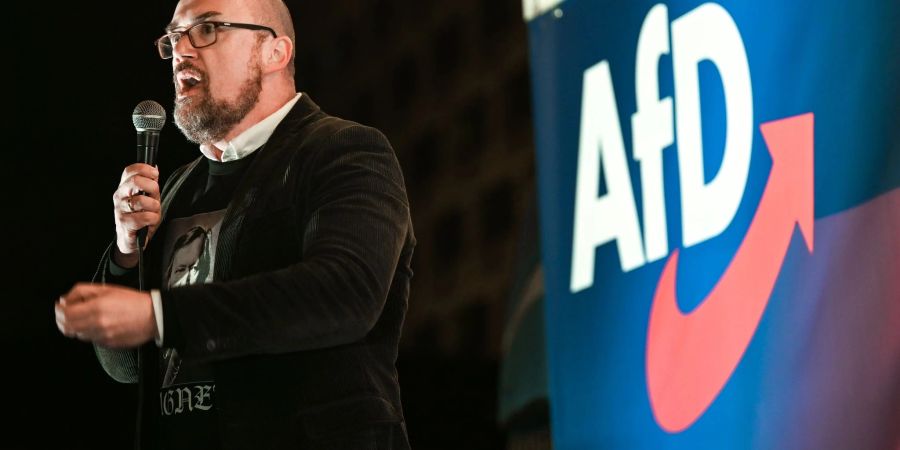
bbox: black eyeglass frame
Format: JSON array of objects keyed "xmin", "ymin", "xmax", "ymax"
[{"xmin": 155, "ymin": 21, "xmax": 278, "ymax": 59}]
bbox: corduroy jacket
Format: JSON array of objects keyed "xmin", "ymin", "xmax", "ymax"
[{"xmin": 94, "ymin": 94, "xmax": 415, "ymax": 450}]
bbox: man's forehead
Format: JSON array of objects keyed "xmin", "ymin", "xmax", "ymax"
[{"xmin": 169, "ymin": 0, "xmax": 251, "ymax": 28}]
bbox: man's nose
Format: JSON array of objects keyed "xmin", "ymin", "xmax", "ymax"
[{"xmin": 172, "ymin": 35, "xmax": 197, "ymax": 63}]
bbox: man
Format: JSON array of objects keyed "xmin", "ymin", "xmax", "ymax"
[{"xmin": 54, "ymin": 0, "xmax": 415, "ymax": 448}]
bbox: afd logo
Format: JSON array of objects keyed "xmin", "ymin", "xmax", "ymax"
[{"xmin": 568, "ymin": 3, "xmax": 814, "ymax": 432}]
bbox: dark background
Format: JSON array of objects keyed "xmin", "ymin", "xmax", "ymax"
[{"xmin": 7, "ymin": 1, "xmax": 537, "ymax": 448}]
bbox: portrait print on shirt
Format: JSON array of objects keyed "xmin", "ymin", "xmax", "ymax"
[
  {"xmin": 166, "ymin": 225, "xmax": 210, "ymax": 287},
  {"xmin": 161, "ymin": 211, "xmax": 225, "ymax": 288},
  {"xmin": 158, "ymin": 210, "xmax": 225, "ymax": 396}
]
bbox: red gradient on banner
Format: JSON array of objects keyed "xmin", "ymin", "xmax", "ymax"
[{"xmin": 646, "ymin": 113, "xmax": 815, "ymax": 432}]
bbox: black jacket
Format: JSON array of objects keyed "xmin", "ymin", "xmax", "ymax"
[{"xmin": 94, "ymin": 94, "xmax": 415, "ymax": 449}]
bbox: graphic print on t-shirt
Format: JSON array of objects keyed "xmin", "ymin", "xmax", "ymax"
[
  {"xmin": 159, "ymin": 209, "xmax": 225, "ymax": 390},
  {"xmin": 161, "ymin": 211, "xmax": 225, "ymax": 289},
  {"xmin": 157, "ymin": 210, "xmax": 226, "ymax": 449}
]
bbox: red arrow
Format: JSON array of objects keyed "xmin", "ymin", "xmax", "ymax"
[{"xmin": 645, "ymin": 113, "xmax": 814, "ymax": 433}]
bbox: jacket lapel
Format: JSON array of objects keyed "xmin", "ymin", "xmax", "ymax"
[{"xmin": 214, "ymin": 93, "xmax": 323, "ymax": 281}]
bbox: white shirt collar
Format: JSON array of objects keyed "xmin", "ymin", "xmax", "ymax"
[{"xmin": 200, "ymin": 93, "xmax": 302, "ymax": 162}]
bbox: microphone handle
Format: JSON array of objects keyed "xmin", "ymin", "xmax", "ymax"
[
  {"xmin": 136, "ymin": 130, "xmax": 159, "ymax": 166},
  {"xmin": 135, "ymin": 130, "xmax": 159, "ymax": 291},
  {"xmin": 135, "ymin": 129, "xmax": 159, "ymax": 242}
]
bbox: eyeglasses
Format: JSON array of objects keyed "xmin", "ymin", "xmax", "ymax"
[{"xmin": 155, "ymin": 21, "xmax": 277, "ymax": 59}]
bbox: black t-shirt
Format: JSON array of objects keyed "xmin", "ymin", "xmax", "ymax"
[{"xmin": 157, "ymin": 154, "xmax": 256, "ymax": 450}]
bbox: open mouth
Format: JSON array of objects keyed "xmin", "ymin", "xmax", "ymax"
[{"xmin": 176, "ymin": 70, "xmax": 204, "ymax": 94}]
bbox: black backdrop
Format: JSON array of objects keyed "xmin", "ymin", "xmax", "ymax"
[{"xmin": 8, "ymin": 3, "xmax": 214, "ymax": 448}]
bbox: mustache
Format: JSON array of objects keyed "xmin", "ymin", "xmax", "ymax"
[{"xmin": 173, "ymin": 62, "xmax": 207, "ymax": 83}]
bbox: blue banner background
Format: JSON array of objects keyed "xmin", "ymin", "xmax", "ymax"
[{"xmin": 527, "ymin": 0, "xmax": 900, "ymax": 448}]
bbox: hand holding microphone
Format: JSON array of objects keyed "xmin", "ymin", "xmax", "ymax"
[
  {"xmin": 112, "ymin": 101, "xmax": 166, "ymax": 268},
  {"xmin": 54, "ymin": 100, "xmax": 167, "ymax": 346}
]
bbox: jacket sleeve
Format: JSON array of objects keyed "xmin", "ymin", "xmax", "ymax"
[
  {"xmin": 92, "ymin": 243, "xmax": 141, "ymax": 383},
  {"xmin": 161, "ymin": 126, "xmax": 412, "ymax": 363},
  {"xmin": 91, "ymin": 161, "xmax": 195, "ymax": 382}
]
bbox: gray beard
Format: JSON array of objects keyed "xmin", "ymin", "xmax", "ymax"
[{"xmin": 174, "ymin": 63, "xmax": 263, "ymax": 145}]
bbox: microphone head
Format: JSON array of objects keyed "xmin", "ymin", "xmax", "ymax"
[{"xmin": 132, "ymin": 100, "xmax": 166, "ymax": 131}]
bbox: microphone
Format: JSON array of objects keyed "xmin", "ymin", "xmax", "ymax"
[
  {"xmin": 130, "ymin": 101, "xmax": 166, "ymax": 287},
  {"xmin": 132, "ymin": 100, "xmax": 166, "ymax": 165}
]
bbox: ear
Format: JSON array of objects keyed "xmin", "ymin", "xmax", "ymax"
[{"xmin": 262, "ymin": 36, "xmax": 293, "ymax": 74}]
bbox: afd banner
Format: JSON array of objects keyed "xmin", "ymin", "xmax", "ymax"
[{"xmin": 525, "ymin": 0, "xmax": 900, "ymax": 448}]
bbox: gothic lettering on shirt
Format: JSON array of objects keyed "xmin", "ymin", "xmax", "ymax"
[{"xmin": 159, "ymin": 384, "xmax": 215, "ymax": 416}]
